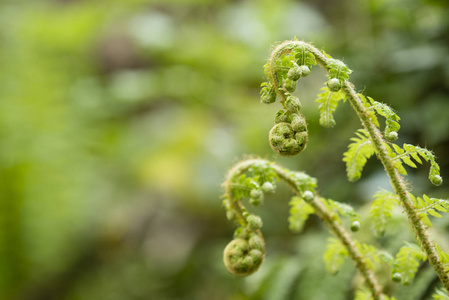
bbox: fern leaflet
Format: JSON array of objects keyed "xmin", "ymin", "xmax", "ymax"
[
  {"xmin": 367, "ymin": 97, "xmax": 401, "ymax": 135},
  {"xmin": 323, "ymin": 237, "xmax": 348, "ymax": 275},
  {"xmin": 409, "ymin": 193, "xmax": 449, "ymax": 227},
  {"xmin": 370, "ymin": 190, "xmax": 399, "ymax": 236},
  {"xmin": 384, "ymin": 143, "xmax": 442, "ymax": 184},
  {"xmin": 392, "ymin": 243, "xmax": 427, "ymax": 285},
  {"xmin": 315, "ymin": 87, "xmax": 346, "ymax": 128},
  {"xmin": 288, "ymin": 196, "xmax": 314, "ymax": 233},
  {"xmin": 343, "ymin": 129, "xmax": 376, "ymax": 182}
]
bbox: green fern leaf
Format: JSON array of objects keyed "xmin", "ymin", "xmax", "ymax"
[
  {"xmin": 367, "ymin": 97, "xmax": 401, "ymax": 135},
  {"xmin": 294, "ymin": 43, "xmax": 317, "ymax": 68},
  {"xmin": 370, "ymin": 190, "xmax": 399, "ymax": 236},
  {"xmin": 390, "ymin": 143, "xmax": 442, "ymax": 185},
  {"xmin": 357, "ymin": 242, "xmax": 382, "ymax": 271},
  {"xmin": 409, "ymin": 193, "xmax": 449, "ymax": 227},
  {"xmin": 315, "ymin": 87, "xmax": 346, "ymax": 127},
  {"xmin": 326, "ymin": 199, "xmax": 359, "ymax": 220},
  {"xmin": 288, "ymin": 196, "xmax": 314, "ymax": 233},
  {"xmin": 323, "ymin": 238, "xmax": 348, "ymax": 275},
  {"xmin": 343, "ymin": 129, "xmax": 376, "ymax": 181},
  {"xmin": 327, "ymin": 58, "xmax": 352, "ymax": 82},
  {"xmin": 392, "ymin": 243, "xmax": 427, "ymax": 285},
  {"xmin": 357, "ymin": 94, "xmax": 380, "ymax": 127}
]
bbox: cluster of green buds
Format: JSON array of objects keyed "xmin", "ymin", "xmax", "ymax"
[
  {"xmin": 223, "ymin": 214, "xmax": 265, "ymax": 277},
  {"xmin": 269, "ymin": 107, "xmax": 308, "ymax": 157},
  {"xmin": 283, "ymin": 62, "xmax": 311, "ymax": 92}
]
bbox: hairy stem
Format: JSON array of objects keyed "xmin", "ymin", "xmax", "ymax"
[
  {"xmin": 267, "ymin": 40, "xmax": 449, "ymax": 291},
  {"xmin": 224, "ymin": 159, "xmax": 384, "ymax": 299}
]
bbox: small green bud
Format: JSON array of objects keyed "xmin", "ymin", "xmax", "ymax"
[
  {"xmin": 303, "ymin": 190, "xmax": 314, "ymax": 203},
  {"xmin": 269, "ymin": 123, "xmax": 308, "ymax": 157},
  {"xmin": 291, "ymin": 114, "xmax": 307, "ymax": 132},
  {"xmin": 248, "ymin": 234, "xmax": 264, "ymax": 250},
  {"xmin": 392, "ymin": 272, "xmax": 402, "ymax": 283},
  {"xmin": 295, "ymin": 131, "xmax": 308, "ymax": 149},
  {"xmin": 250, "ymin": 189, "xmax": 263, "ymax": 199},
  {"xmin": 249, "ymin": 249, "xmax": 263, "ymax": 265},
  {"xmin": 386, "ymin": 131, "xmax": 398, "ymax": 141},
  {"xmin": 298, "ymin": 65, "xmax": 311, "ymax": 77},
  {"xmin": 430, "ymin": 175, "xmax": 443, "ymax": 186},
  {"xmin": 287, "ymin": 65, "xmax": 301, "ymax": 81},
  {"xmin": 285, "ymin": 95, "xmax": 301, "ymax": 113},
  {"xmin": 284, "ymin": 78, "xmax": 296, "ymax": 92},
  {"xmin": 261, "ymin": 92, "xmax": 276, "ymax": 104},
  {"xmin": 261, "ymin": 181, "xmax": 275, "ymax": 194},
  {"xmin": 350, "ymin": 220, "xmax": 361, "ymax": 232},
  {"xmin": 274, "ymin": 110, "xmax": 290, "ymax": 124},
  {"xmin": 327, "ymin": 78, "xmax": 341, "ymax": 92},
  {"xmin": 247, "ymin": 214, "xmax": 263, "ymax": 231}
]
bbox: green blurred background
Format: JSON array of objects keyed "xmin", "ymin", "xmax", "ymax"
[{"xmin": 1, "ymin": 0, "xmax": 449, "ymax": 299}]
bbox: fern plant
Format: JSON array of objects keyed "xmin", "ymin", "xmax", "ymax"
[{"xmin": 220, "ymin": 39, "xmax": 449, "ymax": 300}]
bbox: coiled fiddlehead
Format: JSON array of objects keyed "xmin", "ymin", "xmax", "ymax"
[
  {"xmin": 259, "ymin": 39, "xmax": 449, "ymax": 293},
  {"xmin": 260, "ymin": 41, "xmax": 314, "ymax": 157},
  {"xmin": 222, "ymin": 159, "xmax": 386, "ymax": 299}
]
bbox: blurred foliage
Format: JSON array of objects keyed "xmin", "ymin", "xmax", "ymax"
[{"xmin": 0, "ymin": 0, "xmax": 448, "ymax": 299}]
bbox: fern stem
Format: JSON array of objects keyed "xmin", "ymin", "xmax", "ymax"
[
  {"xmin": 341, "ymin": 82, "xmax": 449, "ymax": 290},
  {"xmin": 266, "ymin": 40, "xmax": 449, "ymax": 291},
  {"xmin": 272, "ymin": 164, "xmax": 385, "ymax": 300}
]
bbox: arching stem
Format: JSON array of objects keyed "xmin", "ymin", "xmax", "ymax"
[{"xmin": 224, "ymin": 159, "xmax": 384, "ymax": 300}]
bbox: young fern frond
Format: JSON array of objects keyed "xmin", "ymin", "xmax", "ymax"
[
  {"xmin": 343, "ymin": 129, "xmax": 376, "ymax": 182},
  {"xmin": 221, "ymin": 159, "xmax": 384, "ymax": 299},
  {"xmin": 409, "ymin": 193, "xmax": 449, "ymax": 227},
  {"xmin": 385, "ymin": 143, "xmax": 443, "ymax": 186},
  {"xmin": 370, "ymin": 190, "xmax": 399, "ymax": 236},
  {"xmin": 323, "ymin": 237, "xmax": 348, "ymax": 275},
  {"xmin": 315, "ymin": 87, "xmax": 346, "ymax": 128},
  {"xmin": 392, "ymin": 243, "xmax": 427, "ymax": 285},
  {"xmin": 224, "ymin": 39, "xmax": 449, "ymax": 297}
]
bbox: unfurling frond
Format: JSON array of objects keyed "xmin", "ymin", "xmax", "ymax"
[
  {"xmin": 409, "ymin": 193, "xmax": 449, "ymax": 227},
  {"xmin": 370, "ymin": 190, "xmax": 399, "ymax": 236},
  {"xmin": 315, "ymin": 86, "xmax": 346, "ymax": 127},
  {"xmin": 384, "ymin": 143, "xmax": 443, "ymax": 185},
  {"xmin": 367, "ymin": 97, "xmax": 401, "ymax": 141},
  {"xmin": 343, "ymin": 129, "xmax": 376, "ymax": 182}
]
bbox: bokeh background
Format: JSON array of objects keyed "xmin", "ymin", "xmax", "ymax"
[{"xmin": 1, "ymin": 0, "xmax": 449, "ymax": 299}]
